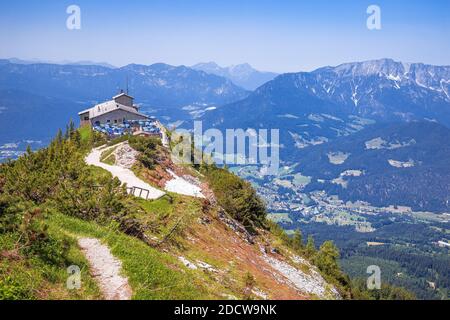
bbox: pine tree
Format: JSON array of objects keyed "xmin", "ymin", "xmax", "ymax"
[
  {"xmin": 56, "ymin": 129, "xmax": 63, "ymax": 144},
  {"xmin": 305, "ymin": 235, "xmax": 316, "ymax": 258},
  {"xmin": 314, "ymin": 240, "xmax": 340, "ymax": 279},
  {"xmin": 69, "ymin": 119, "xmax": 75, "ymax": 135}
]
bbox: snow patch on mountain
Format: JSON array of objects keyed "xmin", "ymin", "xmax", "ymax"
[{"xmin": 388, "ymin": 159, "xmax": 415, "ymax": 168}]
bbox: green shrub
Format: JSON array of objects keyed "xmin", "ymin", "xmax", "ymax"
[
  {"xmin": 137, "ymin": 153, "xmax": 156, "ymax": 170},
  {"xmin": 1, "ymin": 124, "xmax": 136, "ymax": 226},
  {"xmin": 0, "ymin": 276, "xmax": 32, "ymax": 300},
  {"xmin": 129, "ymin": 135, "xmax": 161, "ymax": 152},
  {"xmin": 129, "ymin": 136, "xmax": 161, "ymax": 170},
  {"xmin": 312, "ymin": 240, "xmax": 352, "ymax": 298},
  {"xmin": 201, "ymin": 165, "xmax": 266, "ymax": 232}
]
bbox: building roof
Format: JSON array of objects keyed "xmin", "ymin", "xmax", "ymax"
[
  {"xmin": 78, "ymin": 100, "xmax": 148, "ymax": 119},
  {"xmin": 113, "ymin": 92, "xmax": 134, "ymax": 100}
]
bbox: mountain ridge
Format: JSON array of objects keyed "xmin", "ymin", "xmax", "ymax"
[
  {"xmin": 200, "ymin": 58, "xmax": 450, "ymax": 215},
  {"xmin": 0, "ymin": 60, "xmax": 248, "ymax": 106},
  {"xmin": 0, "ymin": 60, "xmax": 249, "ymax": 148},
  {"xmin": 202, "ymin": 58, "xmax": 450, "ymax": 143},
  {"xmin": 192, "ymin": 61, "xmax": 278, "ymax": 90}
]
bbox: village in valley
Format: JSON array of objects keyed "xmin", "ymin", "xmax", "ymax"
[{"xmin": 229, "ymin": 164, "xmax": 450, "ymax": 238}]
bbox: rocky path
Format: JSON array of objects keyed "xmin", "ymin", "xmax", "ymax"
[
  {"xmin": 85, "ymin": 144, "xmax": 166, "ymax": 200},
  {"xmin": 86, "ymin": 143, "xmax": 204, "ymax": 199},
  {"xmin": 78, "ymin": 238, "xmax": 132, "ymax": 300}
]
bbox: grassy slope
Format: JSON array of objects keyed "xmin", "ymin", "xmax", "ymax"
[
  {"xmin": 133, "ymin": 194, "xmax": 324, "ymax": 300},
  {"xmin": 82, "ymin": 162, "xmax": 324, "ymax": 300},
  {"xmin": 0, "ymin": 222, "xmax": 101, "ymax": 300},
  {"xmin": 95, "ymin": 134, "xmax": 337, "ymax": 299},
  {"xmin": 1, "ymin": 127, "xmax": 337, "ymax": 300},
  {"xmin": 47, "ymin": 212, "xmax": 214, "ymax": 300},
  {"xmin": 0, "ymin": 192, "xmax": 222, "ymax": 299}
]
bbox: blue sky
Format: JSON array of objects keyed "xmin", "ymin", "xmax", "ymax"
[{"xmin": 1, "ymin": 0, "xmax": 449, "ymax": 72}]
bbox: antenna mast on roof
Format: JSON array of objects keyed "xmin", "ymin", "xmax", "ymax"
[{"xmin": 126, "ymin": 75, "xmax": 129, "ymax": 95}]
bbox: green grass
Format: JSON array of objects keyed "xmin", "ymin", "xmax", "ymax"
[
  {"xmin": 135, "ymin": 194, "xmax": 204, "ymax": 243},
  {"xmin": 138, "ymin": 196, "xmax": 175, "ymax": 218},
  {"xmin": 46, "ymin": 212, "xmax": 212, "ymax": 300},
  {"xmin": 100, "ymin": 147, "xmax": 117, "ymax": 165},
  {"xmin": 102, "ymin": 154, "xmax": 116, "ymax": 165},
  {"xmin": 79, "ymin": 125, "xmax": 92, "ymax": 143},
  {"xmin": 0, "ymin": 223, "xmax": 101, "ymax": 300}
]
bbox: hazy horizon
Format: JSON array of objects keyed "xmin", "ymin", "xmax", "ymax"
[{"xmin": 4, "ymin": 56, "xmax": 450, "ymax": 75}]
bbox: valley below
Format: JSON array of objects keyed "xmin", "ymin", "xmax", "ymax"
[{"xmin": 229, "ymin": 160, "xmax": 450, "ymax": 299}]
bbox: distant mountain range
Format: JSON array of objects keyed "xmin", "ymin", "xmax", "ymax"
[
  {"xmin": 3, "ymin": 57, "xmax": 450, "ymax": 213},
  {"xmin": 192, "ymin": 62, "xmax": 278, "ymax": 90},
  {"xmin": 202, "ymin": 58, "xmax": 450, "ymax": 213},
  {"xmin": 0, "ymin": 60, "xmax": 248, "ymax": 148},
  {"xmin": 203, "ymin": 59, "xmax": 450, "ymax": 153},
  {"xmin": 6, "ymin": 58, "xmax": 116, "ymax": 69},
  {"xmin": 0, "ymin": 60, "xmax": 248, "ymax": 107}
]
